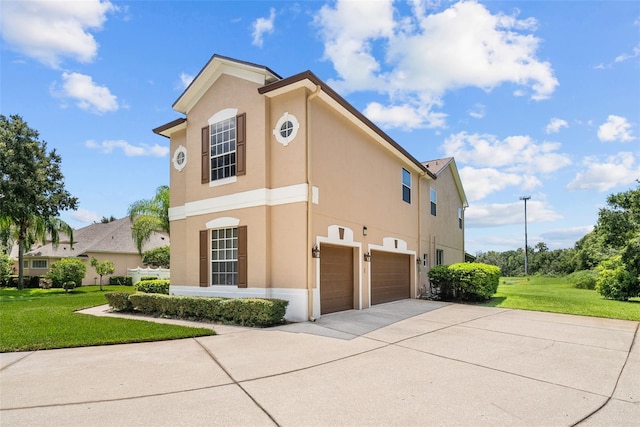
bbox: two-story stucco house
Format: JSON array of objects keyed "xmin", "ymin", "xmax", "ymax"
[{"xmin": 154, "ymin": 55, "xmax": 468, "ymax": 322}]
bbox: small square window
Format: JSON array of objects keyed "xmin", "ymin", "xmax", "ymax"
[{"xmin": 402, "ymin": 168, "xmax": 411, "ymax": 204}]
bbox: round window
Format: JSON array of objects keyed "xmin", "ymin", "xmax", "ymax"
[
  {"xmin": 172, "ymin": 145, "xmax": 187, "ymax": 171},
  {"xmin": 273, "ymin": 113, "xmax": 299, "ymax": 146}
]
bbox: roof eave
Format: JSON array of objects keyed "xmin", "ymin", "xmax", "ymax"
[{"xmin": 260, "ymin": 72, "xmax": 429, "ymax": 174}]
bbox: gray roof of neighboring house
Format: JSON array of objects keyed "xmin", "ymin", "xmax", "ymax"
[{"xmin": 19, "ymin": 217, "xmax": 169, "ymax": 258}]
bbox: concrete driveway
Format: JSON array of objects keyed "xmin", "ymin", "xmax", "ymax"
[{"xmin": 1, "ymin": 300, "xmax": 638, "ymax": 426}]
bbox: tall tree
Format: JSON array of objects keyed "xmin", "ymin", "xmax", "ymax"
[
  {"xmin": 128, "ymin": 185, "xmax": 170, "ymax": 254},
  {"xmin": 0, "ymin": 114, "xmax": 78, "ymax": 288}
]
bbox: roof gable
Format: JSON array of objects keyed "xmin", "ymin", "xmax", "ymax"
[
  {"xmin": 423, "ymin": 157, "xmax": 469, "ymax": 208},
  {"xmin": 173, "ymin": 54, "xmax": 281, "ymax": 114}
]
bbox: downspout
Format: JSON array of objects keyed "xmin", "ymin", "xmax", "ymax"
[{"xmin": 306, "ymin": 84, "xmax": 321, "ymax": 321}]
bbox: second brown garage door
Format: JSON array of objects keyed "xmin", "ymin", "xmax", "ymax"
[
  {"xmin": 320, "ymin": 244, "xmax": 354, "ymax": 314},
  {"xmin": 371, "ymin": 251, "xmax": 410, "ymax": 305}
]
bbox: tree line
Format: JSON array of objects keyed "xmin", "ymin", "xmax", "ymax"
[{"xmin": 476, "ymin": 182, "xmax": 639, "ymax": 300}]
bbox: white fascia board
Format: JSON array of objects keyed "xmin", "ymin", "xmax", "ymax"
[
  {"xmin": 169, "ymin": 183, "xmax": 308, "ymax": 221},
  {"xmin": 175, "ymin": 62, "xmax": 272, "ymax": 114},
  {"xmin": 158, "ymin": 120, "xmax": 187, "ymax": 138}
]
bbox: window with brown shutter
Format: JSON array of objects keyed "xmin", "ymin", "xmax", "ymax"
[
  {"xmin": 236, "ymin": 113, "xmax": 246, "ymax": 176},
  {"xmin": 201, "ymin": 126, "xmax": 210, "ymax": 184},
  {"xmin": 237, "ymin": 225, "xmax": 247, "ymax": 288},
  {"xmin": 199, "ymin": 230, "xmax": 208, "ymax": 287}
]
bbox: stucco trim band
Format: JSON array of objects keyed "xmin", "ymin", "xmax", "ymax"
[{"xmin": 169, "ymin": 183, "xmax": 319, "ymax": 221}]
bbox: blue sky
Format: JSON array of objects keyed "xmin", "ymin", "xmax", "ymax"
[{"xmin": 1, "ymin": 0, "xmax": 638, "ymax": 255}]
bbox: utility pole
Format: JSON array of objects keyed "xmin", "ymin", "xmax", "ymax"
[{"xmin": 520, "ymin": 196, "xmax": 531, "ymax": 275}]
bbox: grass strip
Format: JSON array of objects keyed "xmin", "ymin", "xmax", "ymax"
[{"xmin": 481, "ymin": 276, "xmax": 640, "ymax": 321}]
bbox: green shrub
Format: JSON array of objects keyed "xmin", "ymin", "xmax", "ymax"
[
  {"xmin": 116, "ymin": 293, "xmax": 288, "ymax": 327},
  {"xmin": 105, "ymin": 292, "xmax": 134, "ymax": 312},
  {"xmin": 63, "ymin": 281, "xmax": 76, "ymax": 292},
  {"xmin": 428, "ymin": 262, "xmax": 500, "ymax": 302},
  {"xmin": 135, "ymin": 279, "xmax": 170, "ymax": 294},
  {"xmin": 109, "ymin": 276, "xmax": 133, "ymax": 286},
  {"xmin": 567, "ymin": 270, "xmax": 597, "ymax": 290},
  {"xmin": 427, "ymin": 264, "xmax": 454, "ymax": 299},
  {"xmin": 46, "ymin": 258, "xmax": 86, "ymax": 288},
  {"xmin": 596, "ymin": 256, "xmax": 640, "ymax": 301},
  {"xmin": 140, "ymin": 276, "xmax": 157, "ymax": 282},
  {"xmin": 142, "ymin": 246, "xmax": 170, "ymax": 268}
]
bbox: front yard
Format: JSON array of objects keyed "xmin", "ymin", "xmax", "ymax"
[{"xmin": 0, "ymin": 286, "xmax": 214, "ymax": 352}]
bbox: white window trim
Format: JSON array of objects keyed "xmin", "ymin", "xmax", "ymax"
[
  {"xmin": 208, "ymin": 108, "xmax": 238, "ymax": 125},
  {"xmin": 172, "ymin": 145, "xmax": 187, "ymax": 171},
  {"xmin": 274, "ymin": 112, "xmax": 300, "ymax": 146}
]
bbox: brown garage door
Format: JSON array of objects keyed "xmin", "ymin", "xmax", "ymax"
[
  {"xmin": 320, "ymin": 245, "xmax": 354, "ymax": 314},
  {"xmin": 371, "ymin": 251, "xmax": 410, "ymax": 305}
]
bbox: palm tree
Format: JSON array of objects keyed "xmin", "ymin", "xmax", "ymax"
[
  {"xmin": 0, "ymin": 215, "xmax": 74, "ymax": 289},
  {"xmin": 128, "ymin": 185, "xmax": 170, "ymax": 254}
]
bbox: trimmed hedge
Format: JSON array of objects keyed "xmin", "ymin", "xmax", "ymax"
[
  {"xmin": 134, "ymin": 279, "xmax": 170, "ymax": 295},
  {"xmin": 428, "ymin": 262, "xmax": 501, "ymax": 302},
  {"xmin": 105, "ymin": 292, "xmax": 134, "ymax": 311},
  {"xmin": 104, "ymin": 292, "xmax": 288, "ymax": 327},
  {"xmin": 109, "ymin": 276, "xmax": 133, "ymax": 286}
]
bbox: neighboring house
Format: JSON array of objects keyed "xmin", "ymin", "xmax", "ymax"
[
  {"xmin": 12, "ymin": 217, "xmax": 169, "ymax": 286},
  {"xmin": 154, "ymin": 55, "xmax": 467, "ymax": 321}
]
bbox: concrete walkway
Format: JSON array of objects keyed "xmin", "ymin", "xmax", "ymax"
[{"xmin": 1, "ymin": 300, "xmax": 638, "ymax": 426}]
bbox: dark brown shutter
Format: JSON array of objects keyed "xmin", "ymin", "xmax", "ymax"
[
  {"xmin": 237, "ymin": 225, "xmax": 247, "ymax": 288},
  {"xmin": 201, "ymin": 126, "xmax": 210, "ymax": 184},
  {"xmin": 199, "ymin": 230, "xmax": 208, "ymax": 287},
  {"xmin": 236, "ymin": 113, "xmax": 246, "ymax": 176}
]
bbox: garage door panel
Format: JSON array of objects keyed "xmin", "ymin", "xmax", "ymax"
[
  {"xmin": 371, "ymin": 251, "xmax": 410, "ymax": 305},
  {"xmin": 320, "ymin": 245, "xmax": 354, "ymax": 314}
]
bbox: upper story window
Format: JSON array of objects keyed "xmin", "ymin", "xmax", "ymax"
[
  {"xmin": 458, "ymin": 208, "xmax": 463, "ymax": 229},
  {"xmin": 402, "ymin": 168, "xmax": 411, "ymax": 203},
  {"xmin": 436, "ymin": 249, "xmax": 444, "ymax": 265},
  {"xmin": 210, "ymin": 117, "xmax": 237, "ymax": 181},
  {"xmin": 274, "ymin": 112, "xmax": 300, "ymax": 146},
  {"xmin": 430, "ymin": 188, "xmax": 437, "ymax": 216},
  {"xmin": 201, "ymin": 109, "xmax": 246, "ymax": 184}
]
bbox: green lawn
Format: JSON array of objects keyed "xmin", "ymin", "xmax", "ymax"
[
  {"xmin": 481, "ymin": 276, "xmax": 640, "ymax": 321},
  {"xmin": 0, "ymin": 286, "xmax": 214, "ymax": 352}
]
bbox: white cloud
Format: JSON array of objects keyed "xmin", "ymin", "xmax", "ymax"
[
  {"xmin": 468, "ymin": 103, "xmax": 486, "ymax": 119},
  {"xmin": 315, "ymin": 0, "xmax": 558, "ymax": 129},
  {"xmin": 545, "ymin": 117, "xmax": 568, "ymax": 134},
  {"xmin": 85, "ymin": 140, "xmax": 169, "ymax": 157},
  {"xmin": 540, "ymin": 226, "xmax": 594, "ymax": 246},
  {"xmin": 52, "ymin": 72, "xmax": 118, "ymax": 114},
  {"xmin": 465, "ymin": 200, "xmax": 562, "ymax": 228},
  {"xmin": 567, "ymin": 152, "xmax": 640, "ymax": 192},
  {"xmin": 0, "ymin": 0, "xmax": 116, "ymax": 68},
  {"xmin": 363, "ymin": 102, "xmax": 446, "ymax": 129},
  {"xmin": 178, "ymin": 72, "xmax": 194, "ymax": 90},
  {"xmin": 252, "ymin": 8, "xmax": 276, "ymax": 47},
  {"xmin": 614, "ymin": 44, "xmax": 640, "ymax": 63},
  {"xmin": 459, "ymin": 167, "xmax": 524, "ymax": 201},
  {"xmin": 71, "ymin": 208, "xmax": 102, "ymax": 224},
  {"xmin": 597, "ymin": 115, "xmax": 635, "ymax": 142},
  {"xmin": 442, "ymin": 132, "xmax": 571, "ymax": 173}
]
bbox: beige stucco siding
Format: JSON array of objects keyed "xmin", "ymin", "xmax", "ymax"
[
  {"xmin": 421, "ymin": 165, "xmax": 465, "ymax": 267},
  {"xmin": 310, "ymin": 99, "xmax": 419, "ymax": 243}
]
